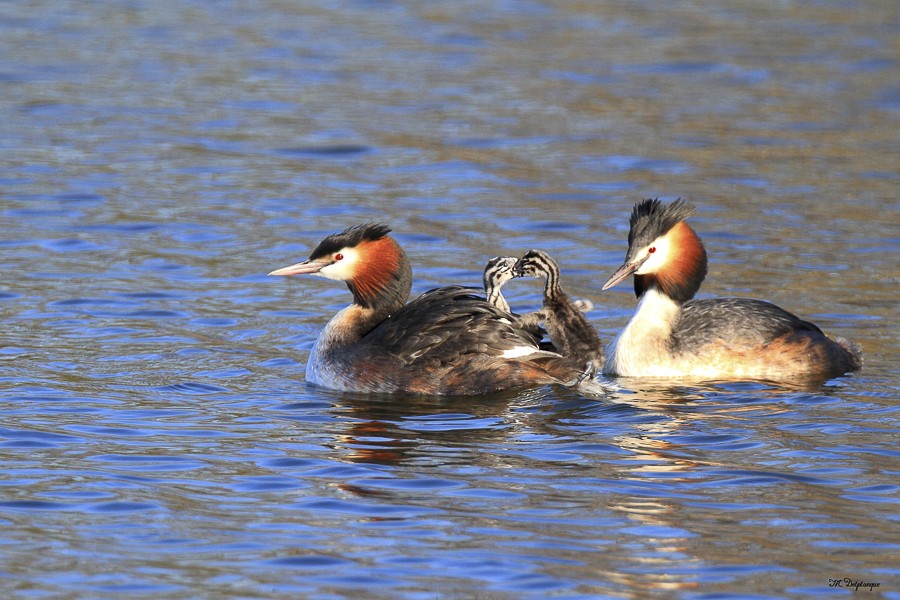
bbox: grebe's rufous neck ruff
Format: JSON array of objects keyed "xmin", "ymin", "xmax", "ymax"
[
  {"xmin": 600, "ymin": 199, "xmax": 862, "ymax": 383},
  {"xmin": 269, "ymin": 223, "xmax": 601, "ymax": 396}
]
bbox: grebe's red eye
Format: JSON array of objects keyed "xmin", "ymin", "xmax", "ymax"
[
  {"xmin": 334, "ymin": 253, "xmax": 344, "ymax": 261},
  {"xmin": 648, "ymin": 247, "xmax": 656, "ymax": 254}
]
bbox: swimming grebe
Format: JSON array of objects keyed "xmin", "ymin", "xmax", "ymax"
[
  {"xmin": 515, "ymin": 250, "xmax": 604, "ymax": 379},
  {"xmin": 483, "ymin": 256, "xmax": 518, "ymax": 314},
  {"xmin": 601, "ymin": 199, "xmax": 862, "ymax": 381},
  {"xmin": 268, "ymin": 223, "xmax": 590, "ymax": 395}
]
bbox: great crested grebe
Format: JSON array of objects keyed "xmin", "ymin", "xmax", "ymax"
[
  {"xmin": 483, "ymin": 256, "xmax": 518, "ymax": 314},
  {"xmin": 515, "ymin": 250, "xmax": 604, "ymax": 379},
  {"xmin": 268, "ymin": 223, "xmax": 592, "ymax": 395},
  {"xmin": 601, "ymin": 199, "xmax": 862, "ymax": 382},
  {"xmin": 484, "ymin": 255, "xmax": 595, "ymax": 316},
  {"xmin": 484, "ymin": 253, "xmax": 594, "ymax": 333}
]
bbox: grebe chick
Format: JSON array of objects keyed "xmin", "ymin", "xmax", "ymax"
[
  {"xmin": 601, "ymin": 199, "xmax": 862, "ymax": 382},
  {"xmin": 483, "ymin": 254, "xmax": 593, "ymax": 335},
  {"xmin": 515, "ymin": 249, "xmax": 604, "ymax": 379},
  {"xmin": 268, "ymin": 223, "xmax": 591, "ymax": 395},
  {"xmin": 483, "ymin": 256, "xmax": 518, "ymax": 313},
  {"xmin": 484, "ymin": 256, "xmax": 594, "ymax": 315}
]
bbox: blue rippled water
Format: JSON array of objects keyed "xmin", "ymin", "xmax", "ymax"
[{"xmin": 2, "ymin": 0, "xmax": 898, "ymax": 598}]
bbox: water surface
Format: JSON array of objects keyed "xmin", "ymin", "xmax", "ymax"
[{"xmin": 1, "ymin": 1, "xmax": 898, "ymax": 598}]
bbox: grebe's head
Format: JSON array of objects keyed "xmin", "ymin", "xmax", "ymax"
[
  {"xmin": 514, "ymin": 249, "xmax": 559, "ymax": 280},
  {"xmin": 269, "ymin": 223, "xmax": 411, "ymax": 310},
  {"xmin": 483, "ymin": 256, "xmax": 518, "ymax": 290},
  {"xmin": 602, "ymin": 198, "xmax": 707, "ymax": 303}
]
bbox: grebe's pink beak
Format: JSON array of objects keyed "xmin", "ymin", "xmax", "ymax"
[
  {"xmin": 601, "ymin": 260, "xmax": 642, "ymax": 290},
  {"xmin": 268, "ymin": 259, "xmax": 329, "ymax": 277}
]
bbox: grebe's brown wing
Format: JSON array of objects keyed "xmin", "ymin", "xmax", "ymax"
[
  {"xmin": 363, "ymin": 286, "xmax": 547, "ymax": 367},
  {"xmin": 676, "ymin": 298, "xmax": 824, "ymax": 348}
]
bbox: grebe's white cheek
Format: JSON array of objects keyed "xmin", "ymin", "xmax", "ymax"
[
  {"xmin": 634, "ymin": 236, "xmax": 671, "ymax": 275},
  {"xmin": 318, "ymin": 247, "xmax": 361, "ymax": 281}
]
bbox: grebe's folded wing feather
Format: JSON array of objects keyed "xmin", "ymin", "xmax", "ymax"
[
  {"xmin": 676, "ymin": 298, "xmax": 823, "ymax": 347},
  {"xmin": 363, "ymin": 286, "xmax": 546, "ymax": 366}
]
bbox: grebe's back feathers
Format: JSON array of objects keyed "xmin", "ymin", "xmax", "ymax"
[
  {"xmin": 677, "ymin": 297, "xmax": 862, "ymax": 377},
  {"xmin": 362, "ymin": 285, "xmax": 545, "ymax": 367},
  {"xmin": 675, "ymin": 298, "xmax": 823, "ymax": 349}
]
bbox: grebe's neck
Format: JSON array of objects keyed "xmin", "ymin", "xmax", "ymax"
[
  {"xmin": 540, "ymin": 264, "xmax": 564, "ymax": 304},
  {"xmin": 316, "ymin": 304, "xmax": 385, "ymax": 350},
  {"xmin": 608, "ymin": 221, "xmax": 708, "ymax": 376},
  {"xmin": 634, "ymin": 221, "xmax": 707, "ymax": 304},
  {"xmin": 605, "ymin": 286, "xmax": 682, "ymax": 376},
  {"xmin": 349, "ymin": 236, "xmax": 411, "ymax": 309},
  {"xmin": 487, "ymin": 287, "xmax": 510, "ymax": 313}
]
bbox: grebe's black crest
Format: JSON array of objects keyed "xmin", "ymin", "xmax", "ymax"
[
  {"xmin": 309, "ymin": 223, "xmax": 391, "ymax": 260},
  {"xmin": 628, "ymin": 198, "xmax": 695, "ymax": 248}
]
